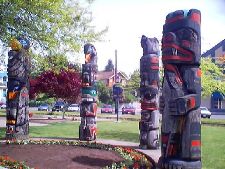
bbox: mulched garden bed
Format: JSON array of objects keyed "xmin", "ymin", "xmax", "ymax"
[{"xmin": 0, "ymin": 140, "xmax": 155, "ymax": 169}]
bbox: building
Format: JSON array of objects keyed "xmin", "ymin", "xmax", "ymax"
[
  {"xmin": 96, "ymin": 70, "xmax": 128, "ymax": 88},
  {"xmin": 0, "ymin": 71, "xmax": 7, "ymax": 103},
  {"xmin": 201, "ymin": 39, "xmax": 225, "ymax": 112}
]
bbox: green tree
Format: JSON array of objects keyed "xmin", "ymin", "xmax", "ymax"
[
  {"xmin": 0, "ymin": 0, "xmax": 107, "ymax": 55},
  {"xmin": 125, "ymin": 69, "xmax": 141, "ymax": 98},
  {"xmin": 201, "ymin": 57, "xmax": 225, "ymax": 97},
  {"xmin": 97, "ymin": 81, "xmax": 113, "ymax": 104},
  {"xmin": 126, "ymin": 69, "xmax": 140, "ymax": 90},
  {"xmin": 123, "ymin": 69, "xmax": 140, "ymax": 102},
  {"xmin": 30, "ymin": 53, "xmax": 69, "ymax": 76},
  {"xmin": 123, "ymin": 90, "xmax": 136, "ymax": 103},
  {"xmin": 104, "ymin": 59, "xmax": 114, "ymax": 72}
]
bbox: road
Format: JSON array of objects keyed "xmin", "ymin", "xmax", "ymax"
[{"xmin": 210, "ymin": 114, "xmax": 225, "ymax": 119}]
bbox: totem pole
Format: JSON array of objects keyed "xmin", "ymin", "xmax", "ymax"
[
  {"xmin": 159, "ymin": 9, "xmax": 201, "ymax": 169},
  {"xmin": 6, "ymin": 36, "xmax": 30, "ymax": 140},
  {"xmin": 79, "ymin": 43, "xmax": 98, "ymax": 141},
  {"xmin": 139, "ymin": 35, "xmax": 160, "ymax": 149}
]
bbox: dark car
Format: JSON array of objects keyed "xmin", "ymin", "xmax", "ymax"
[
  {"xmin": 52, "ymin": 101, "xmax": 66, "ymax": 112},
  {"xmin": 38, "ymin": 103, "xmax": 50, "ymax": 111},
  {"xmin": 101, "ymin": 104, "xmax": 113, "ymax": 114},
  {"xmin": 122, "ymin": 105, "xmax": 136, "ymax": 115}
]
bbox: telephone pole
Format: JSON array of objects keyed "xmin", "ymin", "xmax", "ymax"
[{"xmin": 115, "ymin": 49, "xmax": 119, "ymax": 122}]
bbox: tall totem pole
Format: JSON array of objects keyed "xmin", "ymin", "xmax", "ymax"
[
  {"xmin": 79, "ymin": 43, "xmax": 98, "ymax": 141},
  {"xmin": 159, "ymin": 9, "xmax": 201, "ymax": 169},
  {"xmin": 6, "ymin": 36, "xmax": 30, "ymax": 140},
  {"xmin": 139, "ymin": 35, "xmax": 160, "ymax": 149}
]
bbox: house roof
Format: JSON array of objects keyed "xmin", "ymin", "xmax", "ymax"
[
  {"xmin": 96, "ymin": 71, "xmax": 128, "ymax": 81},
  {"xmin": 202, "ymin": 39, "xmax": 225, "ymax": 58},
  {"xmin": 96, "ymin": 71, "xmax": 114, "ymax": 80}
]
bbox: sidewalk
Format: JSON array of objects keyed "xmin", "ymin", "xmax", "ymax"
[{"xmin": 0, "ymin": 117, "xmax": 48, "ymax": 127}]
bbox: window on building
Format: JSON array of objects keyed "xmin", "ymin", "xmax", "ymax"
[
  {"xmin": 3, "ymin": 76, "xmax": 7, "ymax": 82},
  {"xmin": 213, "ymin": 99, "xmax": 222, "ymax": 109},
  {"xmin": 211, "ymin": 91, "xmax": 224, "ymax": 110},
  {"xmin": 3, "ymin": 89, "xmax": 6, "ymax": 97}
]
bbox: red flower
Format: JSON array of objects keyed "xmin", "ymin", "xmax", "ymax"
[{"xmin": 133, "ymin": 162, "xmax": 140, "ymax": 169}]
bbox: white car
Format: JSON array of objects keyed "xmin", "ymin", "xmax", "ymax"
[
  {"xmin": 0, "ymin": 104, "xmax": 6, "ymax": 109},
  {"xmin": 67, "ymin": 104, "xmax": 80, "ymax": 112},
  {"xmin": 200, "ymin": 107, "xmax": 211, "ymax": 118}
]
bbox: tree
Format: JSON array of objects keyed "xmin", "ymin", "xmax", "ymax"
[
  {"xmin": 0, "ymin": 0, "xmax": 107, "ymax": 56},
  {"xmin": 96, "ymin": 81, "xmax": 113, "ymax": 104},
  {"xmin": 201, "ymin": 57, "xmax": 225, "ymax": 97},
  {"xmin": 104, "ymin": 59, "xmax": 114, "ymax": 72},
  {"xmin": 122, "ymin": 69, "xmax": 140, "ymax": 103},
  {"xmin": 126, "ymin": 69, "xmax": 140, "ymax": 90},
  {"xmin": 30, "ymin": 53, "xmax": 69, "ymax": 76},
  {"xmin": 125, "ymin": 69, "xmax": 140, "ymax": 97},
  {"xmin": 217, "ymin": 54, "xmax": 225, "ymax": 64},
  {"xmin": 123, "ymin": 90, "xmax": 136, "ymax": 103},
  {"xmin": 30, "ymin": 69, "xmax": 81, "ymax": 103}
]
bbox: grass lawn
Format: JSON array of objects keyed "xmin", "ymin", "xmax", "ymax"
[
  {"xmin": 0, "ymin": 120, "xmax": 225, "ymax": 169},
  {"xmin": 201, "ymin": 125, "xmax": 225, "ymax": 169},
  {"xmin": 6, "ymin": 109, "xmax": 142, "ymax": 120},
  {"xmin": 29, "ymin": 121, "xmax": 140, "ymax": 143}
]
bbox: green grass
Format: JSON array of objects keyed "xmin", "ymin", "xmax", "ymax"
[
  {"xmin": 0, "ymin": 109, "xmax": 6, "ymax": 116},
  {"xmin": 201, "ymin": 118, "xmax": 225, "ymax": 125},
  {"xmin": 0, "ymin": 121, "xmax": 140, "ymax": 142},
  {"xmin": 31, "ymin": 110, "xmax": 141, "ymax": 120},
  {"xmin": 0, "ymin": 121, "xmax": 225, "ymax": 169},
  {"xmin": 201, "ymin": 125, "xmax": 225, "ymax": 169},
  {"xmin": 1, "ymin": 108, "xmax": 141, "ymax": 120},
  {"xmin": 98, "ymin": 121, "xmax": 139, "ymax": 142},
  {"xmin": 30, "ymin": 121, "xmax": 139, "ymax": 142}
]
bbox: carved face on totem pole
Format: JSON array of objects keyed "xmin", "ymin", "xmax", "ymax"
[
  {"xmin": 162, "ymin": 9, "xmax": 201, "ymax": 64},
  {"xmin": 141, "ymin": 35, "xmax": 159, "ymax": 56},
  {"xmin": 84, "ymin": 43, "xmax": 97, "ymax": 65}
]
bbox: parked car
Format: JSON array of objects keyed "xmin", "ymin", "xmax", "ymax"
[
  {"xmin": 200, "ymin": 107, "xmax": 211, "ymax": 118},
  {"xmin": 67, "ymin": 104, "xmax": 80, "ymax": 112},
  {"xmin": 52, "ymin": 101, "xmax": 66, "ymax": 112},
  {"xmin": 38, "ymin": 103, "xmax": 50, "ymax": 111},
  {"xmin": 101, "ymin": 104, "xmax": 113, "ymax": 114},
  {"xmin": 122, "ymin": 105, "xmax": 136, "ymax": 115}
]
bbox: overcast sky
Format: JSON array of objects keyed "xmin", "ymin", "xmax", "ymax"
[{"xmin": 88, "ymin": 0, "xmax": 225, "ymax": 75}]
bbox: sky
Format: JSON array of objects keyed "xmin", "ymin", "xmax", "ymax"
[{"xmin": 87, "ymin": 0, "xmax": 225, "ymax": 76}]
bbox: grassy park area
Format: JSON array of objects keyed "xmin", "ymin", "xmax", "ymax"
[{"xmin": 0, "ymin": 118, "xmax": 225, "ymax": 169}]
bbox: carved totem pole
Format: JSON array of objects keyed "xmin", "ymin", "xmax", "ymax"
[
  {"xmin": 6, "ymin": 36, "xmax": 30, "ymax": 140},
  {"xmin": 79, "ymin": 43, "xmax": 98, "ymax": 141},
  {"xmin": 159, "ymin": 9, "xmax": 201, "ymax": 169},
  {"xmin": 139, "ymin": 35, "xmax": 160, "ymax": 149}
]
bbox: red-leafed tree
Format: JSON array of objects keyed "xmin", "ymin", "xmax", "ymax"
[{"xmin": 30, "ymin": 69, "xmax": 82, "ymax": 103}]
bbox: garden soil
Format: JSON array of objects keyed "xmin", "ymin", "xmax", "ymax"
[{"xmin": 0, "ymin": 144, "xmax": 124, "ymax": 169}]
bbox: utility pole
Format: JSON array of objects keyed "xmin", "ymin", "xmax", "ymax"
[
  {"xmin": 115, "ymin": 49, "xmax": 119, "ymax": 122},
  {"xmin": 114, "ymin": 49, "xmax": 117, "ymax": 83},
  {"xmin": 113, "ymin": 49, "xmax": 123, "ymax": 122}
]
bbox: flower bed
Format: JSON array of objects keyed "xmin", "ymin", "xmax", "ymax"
[{"xmin": 1, "ymin": 140, "xmax": 155, "ymax": 169}]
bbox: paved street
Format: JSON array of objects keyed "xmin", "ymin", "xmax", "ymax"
[{"xmin": 211, "ymin": 114, "xmax": 225, "ymax": 119}]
